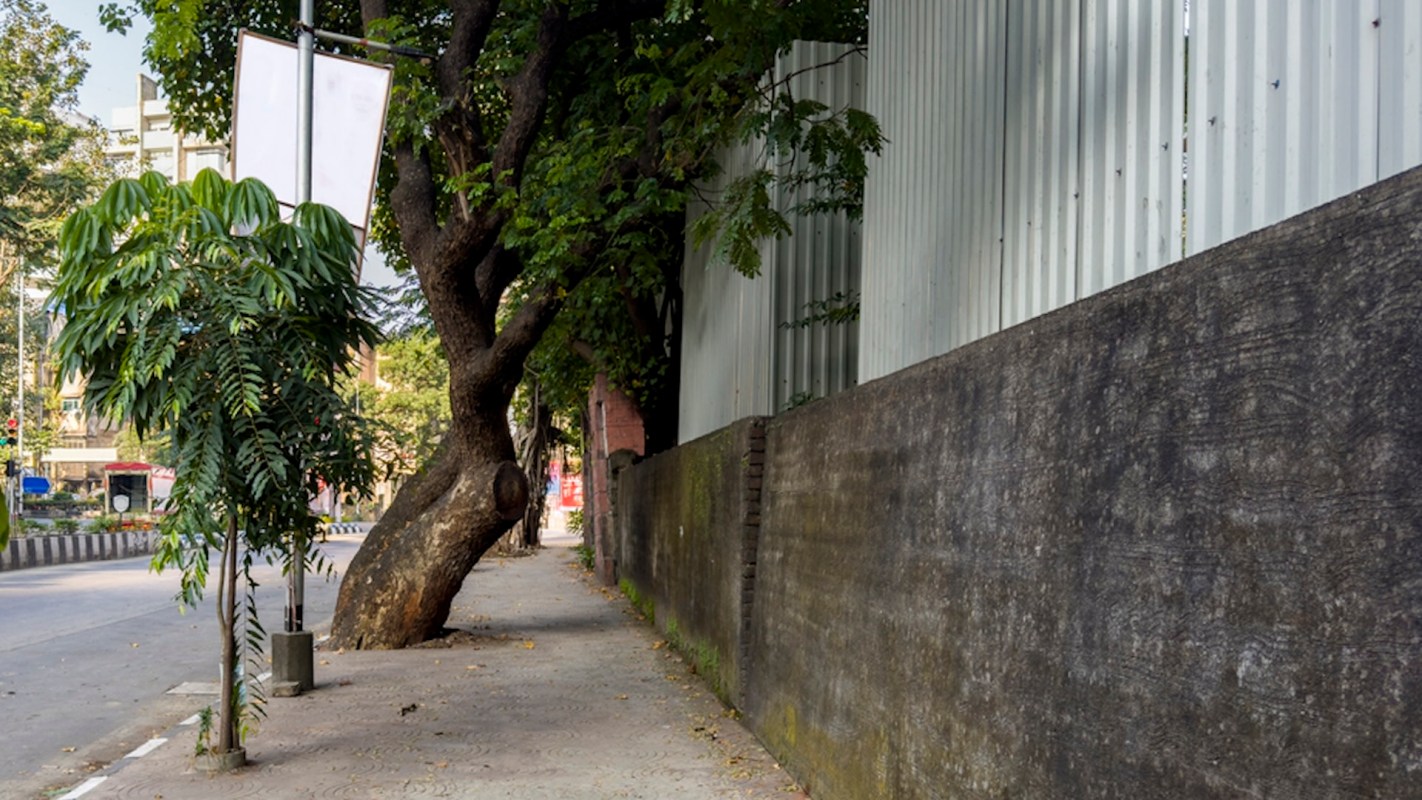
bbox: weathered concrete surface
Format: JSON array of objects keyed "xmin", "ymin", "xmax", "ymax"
[
  {"xmin": 614, "ymin": 418, "xmax": 764, "ymax": 706},
  {"xmin": 728, "ymin": 167, "xmax": 1422, "ymax": 798},
  {"xmin": 80, "ymin": 548, "xmax": 803, "ymax": 800}
]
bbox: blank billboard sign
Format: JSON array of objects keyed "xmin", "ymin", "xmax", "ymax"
[{"xmin": 231, "ymin": 30, "xmax": 393, "ymax": 236}]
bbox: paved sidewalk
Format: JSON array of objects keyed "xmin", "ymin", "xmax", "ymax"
[{"xmin": 71, "ymin": 543, "xmax": 805, "ymax": 799}]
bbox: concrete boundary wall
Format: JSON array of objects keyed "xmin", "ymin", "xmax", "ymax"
[
  {"xmin": 614, "ymin": 418, "xmax": 766, "ymax": 706},
  {"xmin": 613, "ymin": 164, "xmax": 1422, "ymax": 799},
  {"xmin": 0, "ymin": 530, "xmax": 158, "ymax": 572}
]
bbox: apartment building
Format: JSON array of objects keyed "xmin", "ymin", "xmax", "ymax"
[{"xmin": 104, "ymin": 74, "xmax": 227, "ymax": 181}]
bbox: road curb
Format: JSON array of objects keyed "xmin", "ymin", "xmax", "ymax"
[{"xmin": 0, "ymin": 530, "xmax": 158, "ymax": 572}]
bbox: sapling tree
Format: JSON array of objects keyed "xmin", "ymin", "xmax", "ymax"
[{"xmin": 52, "ymin": 169, "xmax": 379, "ymax": 765}]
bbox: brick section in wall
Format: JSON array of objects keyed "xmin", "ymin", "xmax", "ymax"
[
  {"xmin": 588, "ymin": 373, "xmax": 646, "ymax": 584},
  {"xmin": 739, "ymin": 417, "xmax": 768, "ymax": 699}
]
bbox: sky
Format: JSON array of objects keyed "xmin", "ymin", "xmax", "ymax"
[
  {"xmin": 43, "ymin": 1, "xmax": 402, "ymax": 290},
  {"xmin": 46, "ymin": 2, "xmax": 150, "ymax": 126}
]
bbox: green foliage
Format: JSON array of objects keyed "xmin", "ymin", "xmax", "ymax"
[
  {"xmin": 110, "ymin": 2, "xmax": 881, "ymax": 461},
  {"xmin": 363, "ymin": 330, "xmax": 450, "ymax": 475},
  {"xmin": 115, "ymin": 426, "xmax": 173, "ymax": 463},
  {"xmin": 0, "ymin": 0, "xmax": 111, "ymax": 258},
  {"xmin": 781, "ymin": 391, "xmax": 817, "ymax": 411},
  {"xmin": 53, "ymin": 169, "xmax": 379, "ymax": 591},
  {"xmin": 572, "ymin": 542, "xmax": 593, "ymax": 572},
  {"xmin": 53, "ymin": 168, "xmax": 379, "ymax": 752},
  {"xmin": 0, "ymin": 2, "xmax": 109, "ymax": 478},
  {"xmin": 53, "ymin": 518, "xmax": 79, "ymax": 534},
  {"xmin": 192, "ymin": 705, "xmax": 213, "ymax": 757},
  {"xmin": 779, "ymin": 290, "xmax": 860, "ymax": 329},
  {"xmin": 619, "ymin": 577, "xmax": 655, "ymax": 624}
]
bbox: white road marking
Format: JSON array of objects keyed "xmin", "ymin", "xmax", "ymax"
[
  {"xmin": 124, "ymin": 738, "xmax": 168, "ymax": 759},
  {"xmin": 180, "ymin": 713, "xmax": 202, "ymax": 726},
  {"xmin": 57, "ymin": 776, "xmax": 107, "ymax": 799}
]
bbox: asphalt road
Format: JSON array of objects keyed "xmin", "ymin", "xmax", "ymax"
[{"xmin": 0, "ymin": 531, "xmax": 366, "ymax": 799}]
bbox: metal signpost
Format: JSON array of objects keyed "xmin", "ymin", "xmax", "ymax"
[
  {"xmin": 272, "ymin": 0, "xmax": 317, "ymax": 696},
  {"xmin": 249, "ymin": 1, "xmax": 398, "ymax": 696}
]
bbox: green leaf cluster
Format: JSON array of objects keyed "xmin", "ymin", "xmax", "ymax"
[
  {"xmin": 51, "ymin": 168, "xmax": 381, "ymax": 604},
  {"xmin": 0, "ymin": 0, "xmax": 112, "ymax": 260},
  {"xmin": 363, "ymin": 329, "xmax": 451, "ymax": 475}
]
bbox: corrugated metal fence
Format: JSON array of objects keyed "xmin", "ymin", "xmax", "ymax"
[
  {"xmin": 860, "ymin": 0, "xmax": 1422, "ymax": 382},
  {"xmin": 679, "ymin": 42, "xmax": 866, "ymax": 443}
]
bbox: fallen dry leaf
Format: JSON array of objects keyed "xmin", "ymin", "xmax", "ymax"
[
  {"xmin": 61, "ymin": 746, "xmax": 76, "ymax": 753},
  {"xmin": 522, "ymin": 640, "xmax": 536, "ymax": 650},
  {"xmin": 130, "ymin": 643, "xmax": 140, "ymax": 648},
  {"xmin": 651, "ymin": 640, "xmax": 667, "ymax": 650},
  {"xmin": 616, "ymin": 694, "xmax": 629, "ymax": 701}
]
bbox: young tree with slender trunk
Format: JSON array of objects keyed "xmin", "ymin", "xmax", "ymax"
[{"xmin": 53, "ymin": 170, "xmax": 378, "ymax": 764}]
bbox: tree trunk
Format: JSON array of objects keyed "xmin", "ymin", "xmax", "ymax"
[
  {"xmin": 500, "ymin": 392, "xmax": 552, "ymax": 553},
  {"xmin": 217, "ymin": 513, "xmax": 239, "ymax": 756},
  {"xmin": 327, "ymin": 427, "xmax": 529, "ymax": 649}
]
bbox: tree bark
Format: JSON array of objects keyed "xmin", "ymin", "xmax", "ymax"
[
  {"xmin": 328, "ymin": 427, "xmax": 529, "ymax": 649},
  {"xmin": 327, "ymin": 1, "xmax": 664, "ymax": 650},
  {"xmin": 217, "ymin": 513, "xmax": 239, "ymax": 755}
]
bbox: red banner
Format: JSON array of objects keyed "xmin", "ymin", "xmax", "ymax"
[{"xmin": 559, "ymin": 475, "xmax": 583, "ymax": 509}]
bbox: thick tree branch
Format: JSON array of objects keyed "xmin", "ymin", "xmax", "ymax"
[
  {"xmin": 388, "ymin": 143, "xmax": 440, "ymax": 272},
  {"xmin": 433, "ymin": 1, "xmax": 498, "ymax": 178},
  {"xmin": 491, "ymin": 4, "xmax": 569, "ymax": 186},
  {"xmin": 486, "ymin": 282, "xmax": 569, "ymax": 396},
  {"xmin": 475, "ymin": 244, "xmax": 522, "ymax": 314}
]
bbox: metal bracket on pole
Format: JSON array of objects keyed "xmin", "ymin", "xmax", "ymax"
[{"xmin": 293, "ymin": 21, "xmax": 436, "ymax": 61}]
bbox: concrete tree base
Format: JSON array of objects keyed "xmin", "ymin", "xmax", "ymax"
[
  {"xmin": 270, "ymin": 630, "xmax": 314, "ymax": 694},
  {"xmin": 211, "ymin": 747, "xmax": 246, "ymax": 772}
]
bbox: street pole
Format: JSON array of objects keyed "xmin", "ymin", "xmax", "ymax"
[
  {"xmin": 274, "ymin": 0, "xmax": 316, "ymax": 697},
  {"xmin": 14, "ymin": 261, "xmax": 22, "ymax": 525},
  {"xmin": 1, "ymin": 240, "xmax": 11, "ymax": 530},
  {"xmin": 292, "ymin": 0, "xmax": 313, "ymax": 639}
]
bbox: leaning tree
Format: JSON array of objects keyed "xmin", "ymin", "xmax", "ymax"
[{"xmin": 107, "ymin": 0, "xmax": 874, "ymax": 648}]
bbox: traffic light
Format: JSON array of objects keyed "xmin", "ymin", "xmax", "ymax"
[{"xmin": 0, "ymin": 418, "xmax": 15, "ymax": 447}]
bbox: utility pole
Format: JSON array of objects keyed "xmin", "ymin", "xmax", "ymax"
[
  {"xmin": 14, "ymin": 255, "xmax": 22, "ymax": 524},
  {"xmin": 0, "ymin": 240, "xmax": 11, "ymax": 531},
  {"xmin": 273, "ymin": 0, "xmax": 318, "ymax": 698}
]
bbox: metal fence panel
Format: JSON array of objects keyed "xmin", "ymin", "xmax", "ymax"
[
  {"xmin": 817, "ymin": 0, "xmax": 1420, "ymax": 391},
  {"xmin": 1187, "ymin": 0, "xmax": 1382, "ymax": 256},
  {"xmin": 1077, "ymin": 0, "xmax": 1185, "ymax": 294},
  {"xmin": 1001, "ymin": 0, "xmax": 1082, "ymax": 330},
  {"xmin": 770, "ymin": 42, "xmax": 865, "ymax": 412},
  {"xmin": 1380, "ymin": 0, "xmax": 1422, "ymax": 180},
  {"xmin": 678, "ymin": 136, "xmax": 776, "ymax": 444},
  {"xmin": 679, "ymin": 43, "xmax": 866, "ymax": 443},
  {"xmin": 860, "ymin": 0, "xmax": 1007, "ymax": 381}
]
